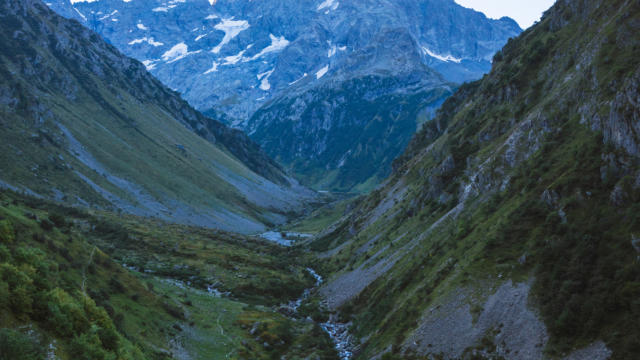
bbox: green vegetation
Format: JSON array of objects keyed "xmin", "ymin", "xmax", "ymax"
[
  {"xmin": 285, "ymin": 196, "xmax": 358, "ymax": 234},
  {"xmin": 0, "ymin": 190, "xmax": 337, "ymax": 359},
  {"xmin": 85, "ymin": 213, "xmax": 313, "ymax": 306},
  {"xmin": 250, "ymin": 75, "xmax": 453, "ymax": 193},
  {"xmin": 0, "ymin": 0, "xmax": 311, "ymax": 234},
  {"xmin": 308, "ymin": 0, "xmax": 640, "ymax": 358}
]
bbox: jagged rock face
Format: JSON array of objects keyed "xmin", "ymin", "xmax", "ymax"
[
  {"xmin": 45, "ymin": 0, "xmax": 521, "ymax": 121},
  {"xmin": 309, "ymin": 0, "xmax": 640, "ymax": 358},
  {"xmin": 0, "ymin": 0, "xmax": 317, "ymax": 233}
]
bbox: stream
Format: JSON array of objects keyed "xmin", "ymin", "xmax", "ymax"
[
  {"xmin": 259, "ymin": 231, "xmax": 312, "ymax": 246},
  {"xmin": 260, "ymin": 232, "xmax": 354, "ymax": 359},
  {"xmin": 299, "ymin": 268, "xmax": 354, "ymax": 360}
]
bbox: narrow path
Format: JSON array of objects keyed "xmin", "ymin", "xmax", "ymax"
[{"xmin": 217, "ymin": 312, "xmax": 235, "ymax": 359}]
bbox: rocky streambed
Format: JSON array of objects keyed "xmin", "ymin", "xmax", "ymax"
[
  {"xmin": 299, "ymin": 268, "xmax": 355, "ymax": 360},
  {"xmin": 259, "ymin": 231, "xmax": 355, "ymax": 359}
]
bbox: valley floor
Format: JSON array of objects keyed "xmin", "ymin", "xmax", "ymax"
[{"xmin": 0, "ymin": 189, "xmax": 340, "ymax": 360}]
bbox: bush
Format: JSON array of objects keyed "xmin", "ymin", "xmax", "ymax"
[
  {"xmin": 39, "ymin": 219, "xmax": 54, "ymax": 231},
  {"xmin": 10, "ymin": 285, "xmax": 33, "ymax": 316},
  {"xmin": 48, "ymin": 213, "xmax": 67, "ymax": 228},
  {"xmin": 0, "ymin": 220, "xmax": 14, "ymax": 244},
  {"xmin": 0, "ymin": 328, "xmax": 43, "ymax": 360},
  {"xmin": 68, "ymin": 330, "xmax": 108, "ymax": 360},
  {"xmin": 0, "ymin": 281, "xmax": 9, "ymax": 309},
  {"xmin": 0, "ymin": 245, "xmax": 10, "ymax": 262}
]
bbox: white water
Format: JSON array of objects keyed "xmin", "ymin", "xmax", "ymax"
[
  {"xmin": 298, "ymin": 268, "xmax": 354, "ymax": 360},
  {"xmin": 259, "ymin": 231, "xmax": 313, "ymax": 246}
]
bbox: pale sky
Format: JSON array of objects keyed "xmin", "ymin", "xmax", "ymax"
[{"xmin": 454, "ymin": 0, "xmax": 557, "ymax": 29}]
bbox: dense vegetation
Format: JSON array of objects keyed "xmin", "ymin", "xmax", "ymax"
[
  {"xmin": 309, "ymin": 0, "xmax": 640, "ymax": 358},
  {"xmin": 249, "ymin": 75, "xmax": 452, "ymax": 193},
  {"xmin": 0, "ymin": 190, "xmax": 338, "ymax": 359}
]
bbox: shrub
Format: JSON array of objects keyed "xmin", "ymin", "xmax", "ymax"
[
  {"xmin": 68, "ymin": 330, "xmax": 108, "ymax": 360},
  {"xmin": 0, "ymin": 328, "xmax": 43, "ymax": 360},
  {"xmin": 0, "ymin": 281, "xmax": 9, "ymax": 309},
  {"xmin": 10, "ymin": 285, "xmax": 33, "ymax": 316},
  {"xmin": 48, "ymin": 213, "xmax": 67, "ymax": 228},
  {"xmin": 0, "ymin": 220, "xmax": 14, "ymax": 244},
  {"xmin": 39, "ymin": 219, "xmax": 54, "ymax": 231},
  {"xmin": 0, "ymin": 245, "xmax": 10, "ymax": 262}
]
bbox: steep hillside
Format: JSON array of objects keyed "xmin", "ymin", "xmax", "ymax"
[
  {"xmin": 0, "ymin": 0, "xmax": 317, "ymax": 233},
  {"xmin": 45, "ymin": 0, "xmax": 520, "ymax": 120},
  {"xmin": 309, "ymin": 0, "xmax": 640, "ymax": 358}
]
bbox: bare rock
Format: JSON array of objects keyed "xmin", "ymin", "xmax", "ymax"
[
  {"xmin": 404, "ymin": 280, "xmax": 548, "ymax": 359},
  {"xmin": 631, "ymin": 235, "xmax": 640, "ymax": 254},
  {"xmin": 562, "ymin": 341, "xmax": 612, "ymax": 360}
]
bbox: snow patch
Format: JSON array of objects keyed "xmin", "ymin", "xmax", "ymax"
[
  {"xmin": 136, "ymin": 23, "xmax": 148, "ymax": 31},
  {"xmin": 422, "ymin": 47, "xmax": 462, "ymax": 63},
  {"xmin": 222, "ymin": 50, "xmax": 246, "ymax": 65},
  {"xmin": 289, "ymin": 73, "xmax": 308, "ymax": 85},
  {"xmin": 128, "ymin": 37, "xmax": 164, "ymax": 47},
  {"xmin": 98, "ymin": 10, "xmax": 118, "ymax": 21},
  {"xmin": 70, "ymin": 0, "xmax": 98, "ymax": 3},
  {"xmin": 73, "ymin": 7, "xmax": 87, "ymax": 21},
  {"xmin": 142, "ymin": 60, "xmax": 158, "ymax": 70},
  {"xmin": 152, "ymin": 5, "xmax": 177, "ymax": 12},
  {"xmin": 257, "ymin": 69, "xmax": 275, "ymax": 91},
  {"xmin": 316, "ymin": 65, "xmax": 329, "ymax": 79},
  {"xmin": 162, "ymin": 43, "xmax": 201, "ymax": 63},
  {"xmin": 317, "ymin": 0, "xmax": 339, "ymax": 12},
  {"xmin": 248, "ymin": 34, "xmax": 290, "ymax": 60},
  {"xmin": 211, "ymin": 18, "xmax": 250, "ymax": 54},
  {"xmin": 203, "ymin": 61, "xmax": 219, "ymax": 74}
]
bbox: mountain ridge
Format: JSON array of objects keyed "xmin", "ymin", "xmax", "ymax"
[
  {"xmin": 0, "ymin": 0, "xmax": 317, "ymax": 233},
  {"xmin": 45, "ymin": 0, "xmax": 521, "ymax": 120}
]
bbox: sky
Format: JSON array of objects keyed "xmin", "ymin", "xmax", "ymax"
[{"xmin": 454, "ymin": 0, "xmax": 557, "ymax": 29}]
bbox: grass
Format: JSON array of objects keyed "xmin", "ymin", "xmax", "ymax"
[
  {"xmin": 0, "ymin": 190, "xmax": 338, "ymax": 359},
  {"xmin": 0, "ymin": 4, "xmax": 311, "ymax": 234},
  {"xmin": 285, "ymin": 196, "xmax": 358, "ymax": 234}
]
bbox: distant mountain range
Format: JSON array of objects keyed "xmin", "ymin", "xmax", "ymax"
[
  {"xmin": 46, "ymin": 0, "xmax": 521, "ymax": 120},
  {"xmin": 45, "ymin": 0, "xmax": 520, "ymax": 191}
]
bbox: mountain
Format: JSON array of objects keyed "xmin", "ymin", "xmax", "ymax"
[
  {"xmin": 44, "ymin": 0, "xmax": 520, "ymax": 192},
  {"xmin": 308, "ymin": 0, "xmax": 640, "ymax": 358},
  {"xmin": 0, "ymin": 0, "xmax": 317, "ymax": 234},
  {"xmin": 248, "ymin": 29, "xmax": 454, "ymax": 192},
  {"xmin": 45, "ymin": 0, "xmax": 521, "ymax": 120}
]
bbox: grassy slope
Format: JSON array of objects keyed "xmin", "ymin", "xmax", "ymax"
[
  {"xmin": 284, "ymin": 196, "xmax": 359, "ymax": 235},
  {"xmin": 0, "ymin": 189, "xmax": 338, "ymax": 359},
  {"xmin": 0, "ymin": 0, "xmax": 315, "ymax": 233},
  {"xmin": 309, "ymin": 0, "xmax": 640, "ymax": 358}
]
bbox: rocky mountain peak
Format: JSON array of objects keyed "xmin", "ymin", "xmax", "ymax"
[{"xmin": 45, "ymin": 0, "xmax": 521, "ymax": 121}]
